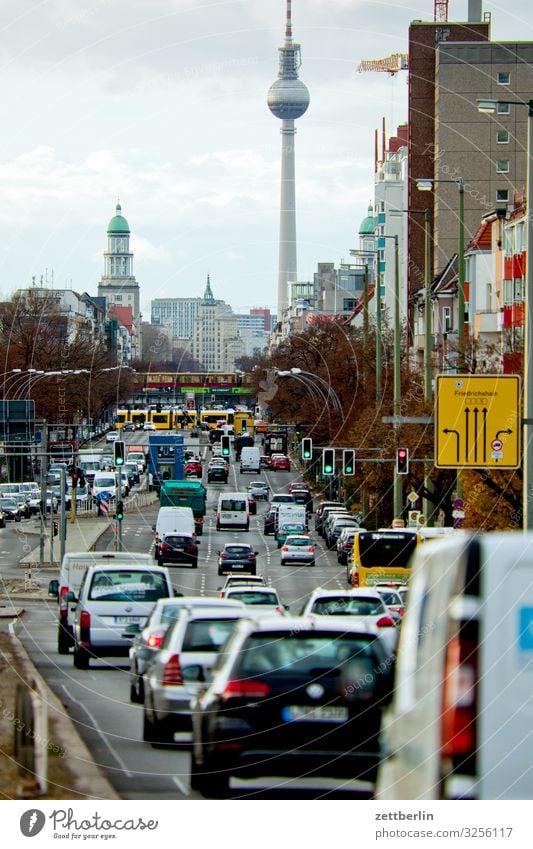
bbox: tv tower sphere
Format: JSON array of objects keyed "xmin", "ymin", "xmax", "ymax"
[{"xmin": 267, "ymin": 78, "xmax": 310, "ymax": 120}]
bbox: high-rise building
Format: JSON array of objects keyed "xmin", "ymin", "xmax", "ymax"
[
  {"xmin": 268, "ymin": 0, "xmax": 310, "ymax": 321},
  {"xmin": 151, "ymin": 297, "xmax": 202, "ymax": 337},
  {"xmin": 190, "ymin": 276, "xmax": 244, "ymax": 371},
  {"xmin": 97, "ymin": 202, "xmax": 141, "ymax": 359}
]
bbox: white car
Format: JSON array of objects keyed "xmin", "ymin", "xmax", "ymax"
[
  {"xmin": 247, "ymin": 481, "xmax": 270, "ymax": 500},
  {"xmin": 106, "ymin": 431, "xmax": 119, "ymax": 442},
  {"xmin": 224, "ymin": 586, "xmax": 287, "ymax": 616},
  {"xmin": 280, "ymin": 534, "xmax": 315, "ymax": 566},
  {"xmin": 143, "ymin": 422, "xmax": 156, "ymax": 431},
  {"xmin": 299, "ymin": 588, "xmax": 398, "ymax": 653}
]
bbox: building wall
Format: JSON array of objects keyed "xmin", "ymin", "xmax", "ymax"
[
  {"xmin": 151, "ymin": 298, "xmax": 202, "ymax": 338},
  {"xmin": 435, "ymin": 42, "xmax": 533, "ymax": 273},
  {"xmin": 407, "ymin": 19, "xmax": 490, "ymax": 316}
]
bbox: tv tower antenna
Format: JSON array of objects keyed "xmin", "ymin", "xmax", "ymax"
[{"xmin": 267, "ymin": 0, "xmax": 310, "ymax": 321}]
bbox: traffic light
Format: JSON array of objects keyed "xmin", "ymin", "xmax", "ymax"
[
  {"xmin": 295, "ymin": 422, "xmax": 302, "ymax": 439},
  {"xmin": 396, "ymin": 447, "xmax": 410, "ymax": 475},
  {"xmin": 301, "ymin": 437, "xmax": 313, "ymax": 461},
  {"xmin": 221, "ymin": 435, "xmax": 231, "ymax": 457},
  {"xmin": 53, "ymin": 521, "xmax": 59, "ymax": 537},
  {"xmin": 71, "ymin": 468, "xmax": 79, "ymax": 488},
  {"xmin": 241, "ymin": 420, "xmax": 248, "ymax": 432},
  {"xmin": 343, "ymin": 449, "xmax": 355, "ymax": 476},
  {"xmin": 322, "ymin": 448, "xmax": 335, "ymax": 475},
  {"xmin": 116, "ymin": 501, "xmax": 124, "ymax": 521},
  {"xmin": 114, "ymin": 440, "xmax": 125, "ymax": 467}
]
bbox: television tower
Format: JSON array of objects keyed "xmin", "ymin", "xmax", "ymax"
[{"xmin": 267, "ymin": 0, "xmax": 310, "ymax": 320}]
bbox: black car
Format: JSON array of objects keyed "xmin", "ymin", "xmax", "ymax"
[
  {"xmin": 291, "ymin": 489, "xmax": 313, "ymax": 514},
  {"xmin": 217, "ymin": 543, "xmax": 258, "ymax": 576},
  {"xmin": 263, "ymin": 508, "xmax": 277, "ymax": 535},
  {"xmin": 157, "ymin": 534, "xmax": 199, "ymax": 568},
  {"xmin": 207, "ymin": 465, "xmax": 228, "ymax": 484},
  {"xmin": 123, "ymin": 422, "xmax": 135, "ymax": 432},
  {"xmin": 190, "ymin": 618, "xmax": 394, "ymax": 798}
]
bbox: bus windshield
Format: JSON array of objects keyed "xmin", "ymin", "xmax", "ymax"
[{"xmin": 358, "ymin": 532, "xmax": 418, "ymax": 569}]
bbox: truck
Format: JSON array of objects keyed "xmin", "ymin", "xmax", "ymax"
[
  {"xmin": 159, "ymin": 479, "xmax": 207, "ymax": 535},
  {"xmin": 77, "ymin": 448, "xmax": 107, "ymax": 484},
  {"xmin": 264, "ymin": 429, "xmax": 289, "ymax": 456}
]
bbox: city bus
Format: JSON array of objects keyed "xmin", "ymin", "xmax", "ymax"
[
  {"xmin": 199, "ymin": 409, "xmax": 234, "ymax": 429},
  {"xmin": 349, "ymin": 529, "xmax": 421, "ymax": 587}
]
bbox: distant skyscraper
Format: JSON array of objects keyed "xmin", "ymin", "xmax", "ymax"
[{"xmin": 268, "ymin": 0, "xmax": 310, "ymax": 320}]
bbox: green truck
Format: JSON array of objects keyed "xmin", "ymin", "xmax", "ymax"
[{"xmin": 159, "ymin": 480, "xmax": 207, "ymax": 535}]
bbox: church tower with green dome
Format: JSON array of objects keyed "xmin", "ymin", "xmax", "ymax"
[{"xmin": 98, "ymin": 202, "xmax": 141, "ymax": 359}]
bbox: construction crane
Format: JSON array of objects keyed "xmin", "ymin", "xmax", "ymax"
[
  {"xmin": 357, "ymin": 53, "xmax": 408, "ymax": 76},
  {"xmin": 434, "ymin": 0, "xmax": 449, "ymax": 21}
]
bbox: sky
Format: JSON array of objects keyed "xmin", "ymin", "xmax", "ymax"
[{"xmin": 0, "ymin": 0, "xmax": 532, "ymax": 318}]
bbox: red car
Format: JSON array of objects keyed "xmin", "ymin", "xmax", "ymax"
[
  {"xmin": 184, "ymin": 461, "xmax": 202, "ymax": 477},
  {"xmin": 272, "ymin": 455, "xmax": 291, "ymax": 472}
]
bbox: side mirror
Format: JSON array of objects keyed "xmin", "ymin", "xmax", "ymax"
[
  {"xmin": 151, "ymin": 525, "xmax": 156, "ymax": 531},
  {"xmin": 182, "ymin": 664, "xmax": 206, "ymax": 683},
  {"xmin": 196, "ymin": 540, "xmax": 201, "ymax": 545},
  {"xmin": 254, "ymin": 552, "xmax": 259, "ymax": 556},
  {"xmin": 48, "ymin": 579, "xmax": 59, "ymax": 599},
  {"xmin": 64, "ymin": 591, "xmax": 77, "ymax": 603},
  {"xmin": 173, "ymin": 590, "xmax": 184, "ymax": 597},
  {"xmin": 284, "ymin": 604, "xmax": 291, "ymax": 612}
]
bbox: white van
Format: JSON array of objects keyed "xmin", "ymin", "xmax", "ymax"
[
  {"xmin": 153, "ymin": 506, "xmax": 196, "ymax": 559},
  {"xmin": 92, "ymin": 471, "xmax": 119, "ymax": 502},
  {"xmin": 240, "ymin": 446, "xmax": 261, "ymax": 474},
  {"xmin": 275, "ymin": 504, "xmax": 307, "ymax": 534},
  {"xmin": 377, "ymin": 531, "xmax": 533, "ymax": 801},
  {"xmin": 48, "ymin": 551, "xmax": 154, "ymax": 654},
  {"xmin": 216, "ymin": 492, "xmax": 250, "ymax": 531}
]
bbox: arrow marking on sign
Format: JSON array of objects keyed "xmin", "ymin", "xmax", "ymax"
[
  {"xmin": 465, "ymin": 407, "xmax": 470, "ymax": 462},
  {"xmin": 482, "ymin": 408, "xmax": 488, "ymax": 464},
  {"xmin": 473, "ymin": 408, "xmax": 479, "ymax": 463},
  {"xmin": 443, "ymin": 428, "xmax": 460, "ymax": 463}
]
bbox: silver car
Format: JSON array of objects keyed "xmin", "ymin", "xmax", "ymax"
[
  {"xmin": 142, "ymin": 606, "xmax": 248, "ymax": 745},
  {"xmin": 129, "ymin": 596, "xmax": 245, "ymax": 703}
]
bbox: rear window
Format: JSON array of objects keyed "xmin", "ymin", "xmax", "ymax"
[
  {"xmin": 220, "ymin": 499, "xmax": 247, "ymax": 511},
  {"xmin": 225, "ymin": 546, "xmax": 252, "ymax": 556},
  {"xmin": 378, "ymin": 591, "xmax": 401, "ymax": 605},
  {"xmin": 182, "ymin": 618, "xmax": 239, "ymax": 652},
  {"xmin": 228, "ymin": 591, "xmax": 278, "ymax": 605},
  {"xmin": 311, "ymin": 596, "xmax": 385, "ymax": 616},
  {"xmin": 287, "ymin": 537, "xmax": 311, "ymax": 546},
  {"xmin": 88, "ymin": 570, "xmax": 169, "ymax": 602},
  {"xmin": 163, "ymin": 536, "xmax": 194, "ymax": 547},
  {"xmin": 237, "ymin": 632, "xmax": 378, "ymax": 676}
]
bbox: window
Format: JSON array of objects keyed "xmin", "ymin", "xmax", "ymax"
[
  {"xmin": 497, "ymin": 103, "xmax": 510, "ymax": 114},
  {"xmin": 496, "ymin": 189, "xmax": 509, "ymax": 202},
  {"xmin": 496, "ymin": 160, "xmax": 510, "ymax": 173},
  {"xmin": 497, "ymin": 129, "xmax": 509, "ymax": 143},
  {"xmin": 115, "ymin": 295, "xmax": 122, "ymax": 301},
  {"xmin": 497, "ymin": 71, "xmax": 510, "ymax": 85},
  {"xmin": 443, "ymin": 306, "xmax": 451, "ymax": 333}
]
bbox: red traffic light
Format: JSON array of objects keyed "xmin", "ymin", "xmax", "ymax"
[{"xmin": 396, "ymin": 447, "xmax": 409, "ymax": 475}]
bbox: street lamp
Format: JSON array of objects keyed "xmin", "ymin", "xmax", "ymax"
[
  {"xmin": 349, "ymin": 249, "xmax": 380, "ymax": 396},
  {"xmin": 275, "ymin": 369, "xmax": 334, "ymax": 431},
  {"xmin": 477, "ymin": 97, "xmax": 533, "ymax": 530},
  {"xmin": 416, "ymin": 176, "xmax": 465, "ymax": 372},
  {"xmin": 288, "ymin": 368, "xmax": 343, "ymax": 415}
]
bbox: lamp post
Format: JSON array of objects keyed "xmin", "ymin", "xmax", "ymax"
[
  {"xmin": 275, "ymin": 369, "xmax": 334, "ymax": 436},
  {"xmin": 349, "ymin": 250, "xmax": 380, "ymax": 396},
  {"xmin": 417, "ymin": 177, "xmax": 465, "ymax": 373},
  {"xmin": 477, "ymin": 97, "xmax": 533, "ymax": 530}
]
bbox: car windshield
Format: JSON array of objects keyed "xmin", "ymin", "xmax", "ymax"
[
  {"xmin": 88, "ymin": 570, "xmax": 168, "ymax": 602},
  {"xmin": 228, "ymin": 591, "xmax": 278, "ymax": 605},
  {"xmin": 280, "ymin": 524, "xmax": 305, "ymax": 534},
  {"xmin": 311, "ymin": 597, "xmax": 385, "ymax": 616},
  {"xmin": 182, "ymin": 618, "xmax": 239, "ymax": 652},
  {"xmin": 95, "ymin": 478, "xmax": 116, "ymax": 488},
  {"xmin": 0, "ymin": 499, "xmax": 17, "ymax": 508},
  {"xmin": 237, "ymin": 632, "xmax": 378, "ymax": 677}
]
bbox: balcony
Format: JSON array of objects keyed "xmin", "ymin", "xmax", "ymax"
[
  {"xmin": 502, "ymin": 302, "xmax": 525, "ymax": 329},
  {"xmin": 475, "ymin": 310, "xmax": 502, "ymax": 335}
]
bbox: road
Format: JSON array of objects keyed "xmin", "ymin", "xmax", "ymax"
[{"xmin": 15, "ymin": 433, "xmax": 352, "ymax": 799}]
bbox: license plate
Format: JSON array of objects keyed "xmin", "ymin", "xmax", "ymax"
[
  {"xmin": 231, "ymin": 564, "xmax": 244, "ymax": 569},
  {"xmin": 114, "ymin": 616, "xmax": 142, "ymax": 624},
  {"xmin": 282, "ymin": 705, "xmax": 348, "ymax": 722}
]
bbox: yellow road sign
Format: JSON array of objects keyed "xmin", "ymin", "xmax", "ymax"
[{"xmin": 435, "ymin": 375, "xmax": 520, "ymax": 469}]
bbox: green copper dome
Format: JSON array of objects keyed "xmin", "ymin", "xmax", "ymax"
[
  {"xmin": 107, "ymin": 202, "xmax": 130, "ymax": 235},
  {"xmin": 359, "ymin": 203, "xmax": 375, "ymax": 237}
]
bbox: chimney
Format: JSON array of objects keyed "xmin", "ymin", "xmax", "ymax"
[{"xmin": 468, "ymin": 0, "xmax": 482, "ymax": 21}]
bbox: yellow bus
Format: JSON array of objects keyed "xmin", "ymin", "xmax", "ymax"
[
  {"xmin": 233, "ymin": 411, "xmax": 254, "ymax": 435},
  {"xmin": 174, "ymin": 409, "xmax": 198, "ymax": 429},
  {"xmin": 200, "ymin": 410, "xmax": 233, "ymax": 429},
  {"xmin": 349, "ymin": 529, "xmax": 421, "ymax": 588},
  {"xmin": 150, "ymin": 410, "xmax": 173, "ymax": 429}
]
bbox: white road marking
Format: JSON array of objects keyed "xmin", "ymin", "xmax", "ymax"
[{"xmin": 60, "ymin": 684, "xmax": 133, "ymax": 778}]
